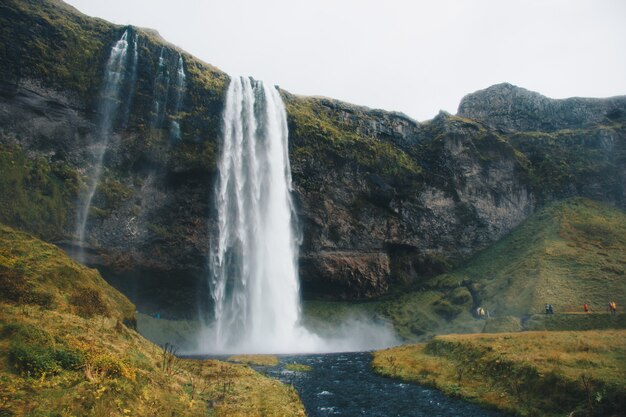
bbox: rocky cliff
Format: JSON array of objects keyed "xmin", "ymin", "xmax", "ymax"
[{"xmin": 0, "ymin": 0, "xmax": 624, "ymax": 315}]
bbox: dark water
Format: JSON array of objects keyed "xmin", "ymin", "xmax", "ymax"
[{"xmin": 262, "ymin": 352, "xmax": 509, "ymax": 417}]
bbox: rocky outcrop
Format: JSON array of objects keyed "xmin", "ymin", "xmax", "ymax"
[
  {"xmin": 0, "ymin": 0, "xmax": 624, "ymax": 314},
  {"xmin": 458, "ymin": 83, "xmax": 626, "ymax": 132}
]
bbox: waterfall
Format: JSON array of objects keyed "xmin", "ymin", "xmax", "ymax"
[
  {"xmin": 151, "ymin": 47, "xmax": 170, "ymax": 128},
  {"xmin": 121, "ymin": 34, "xmax": 139, "ymax": 126},
  {"xmin": 169, "ymin": 54, "xmax": 186, "ymax": 140},
  {"xmin": 209, "ymin": 76, "xmax": 318, "ymax": 353},
  {"xmin": 75, "ymin": 30, "xmax": 130, "ymax": 261}
]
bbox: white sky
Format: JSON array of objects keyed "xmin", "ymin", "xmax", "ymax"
[{"xmin": 64, "ymin": 0, "xmax": 626, "ymax": 121}]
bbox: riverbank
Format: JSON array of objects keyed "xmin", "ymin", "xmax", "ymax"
[
  {"xmin": 372, "ymin": 330, "xmax": 626, "ymax": 417},
  {"xmin": 0, "ymin": 224, "xmax": 306, "ymax": 416}
]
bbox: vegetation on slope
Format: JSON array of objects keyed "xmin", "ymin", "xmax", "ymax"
[
  {"xmin": 0, "ymin": 144, "xmax": 78, "ymax": 241},
  {"xmin": 283, "ymin": 94, "xmax": 422, "ymax": 179},
  {"xmin": 509, "ymin": 123, "xmax": 626, "ymax": 203},
  {"xmin": 303, "ymin": 198, "xmax": 626, "ymax": 340},
  {"xmin": 373, "ymin": 331, "xmax": 626, "ymax": 417},
  {"xmin": 0, "ymin": 224, "xmax": 305, "ymax": 416}
]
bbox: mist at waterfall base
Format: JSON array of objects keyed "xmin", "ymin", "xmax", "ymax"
[{"xmin": 194, "ymin": 76, "xmax": 399, "ymax": 354}]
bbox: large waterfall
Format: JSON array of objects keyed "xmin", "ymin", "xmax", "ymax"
[
  {"xmin": 75, "ymin": 30, "xmax": 131, "ymax": 261},
  {"xmin": 209, "ymin": 77, "xmax": 317, "ymax": 353}
]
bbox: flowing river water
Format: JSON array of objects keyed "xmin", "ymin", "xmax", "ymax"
[{"xmin": 259, "ymin": 352, "xmax": 509, "ymax": 417}]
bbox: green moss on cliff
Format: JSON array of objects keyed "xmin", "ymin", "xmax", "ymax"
[
  {"xmin": 284, "ymin": 95, "xmax": 422, "ymax": 178},
  {"xmin": 0, "ymin": 144, "xmax": 78, "ymax": 240},
  {"xmin": 510, "ymin": 124, "xmax": 626, "ymax": 200},
  {"xmin": 0, "ymin": 0, "xmax": 112, "ymax": 100}
]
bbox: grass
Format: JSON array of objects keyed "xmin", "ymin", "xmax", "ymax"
[
  {"xmin": 285, "ymin": 363, "xmax": 312, "ymax": 372},
  {"xmin": 0, "ymin": 144, "xmax": 78, "ymax": 241},
  {"xmin": 283, "ymin": 93, "xmax": 422, "ymax": 178},
  {"xmin": 227, "ymin": 355, "xmax": 279, "ymax": 367},
  {"xmin": 373, "ymin": 330, "xmax": 626, "ymax": 416},
  {"xmin": 301, "ymin": 198, "xmax": 626, "ymax": 341},
  {"xmin": 386, "ymin": 198, "xmax": 626, "ymax": 339},
  {"xmin": 0, "ymin": 224, "xmax": 305, "ymax": 416}
]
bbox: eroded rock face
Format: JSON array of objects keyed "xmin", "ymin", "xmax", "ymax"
[
  {"xmin": 458, "ymin": 83, "xmax": 626, "ymax": 132},
  {"xmin": 1, "ymin": 0, "xmax": 625, "ymax": 311}
]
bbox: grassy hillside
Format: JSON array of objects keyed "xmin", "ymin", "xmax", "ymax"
[
  {"xmin": 386, "ymin": 197, "xmax": 626, "ymax": 338},
  {"xmin": 303, "ymin": 198, "xmax": 626, "ymax": 340},
  {"xmin": 373, "ymin": 331, "xmax": 626, "ymax": 416},
  {"xmin": 0, "ymin": 224, "xmax": 305, "ymax": 417}
]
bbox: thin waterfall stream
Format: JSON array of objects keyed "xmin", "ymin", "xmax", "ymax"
[{"xmin": 74, "ymin": 30, "xmax": 132, "ymax": 261}]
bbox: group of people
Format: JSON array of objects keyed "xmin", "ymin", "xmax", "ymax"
[{"xmin": 544, "ymin": 302, "xmax": 619, "ymax": 315}]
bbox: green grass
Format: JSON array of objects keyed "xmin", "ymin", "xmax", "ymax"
[
  {"xmin": 373, "ymin": 330, "xmax": 626, "ymax": 416},
  {"xmin": 227, "ymin": 355, "xmax": 279, "ymax": 367},
  {"xmin": 389, "ymin": 198, "xmax": 626, "ymax": 338},
  {"xmin": 0, "ymin": 224, "xmax": 306, "ymax": 416},
  {"xmin": 285, "ymin": 363, "xmax": 312, "ymax": 372},
  {"xmin": 283, "ymin": 94, "xmax": 422, "ymax": 178},
  {"xmin": 302, "ymin": 198, "xmax": 626, "ymax": 341},
  {"xmin": 0, "ymin": 144, "xmax": 78, "ymax": 240}
]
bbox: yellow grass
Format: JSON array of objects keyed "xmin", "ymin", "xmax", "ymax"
[
  {"xmin": 0, "ymin": 224, "xmax": 305, "ymax": 416},
  {"xmin": 373, "ymin": 330, "xmax": 626, "ymax": 417}
]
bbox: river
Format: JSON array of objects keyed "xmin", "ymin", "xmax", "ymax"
[{"xmin": 261, "ymin": 351, "xmax": 510, "ymax": 417}]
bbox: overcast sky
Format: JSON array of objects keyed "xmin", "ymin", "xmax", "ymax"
[{"xmin": 64, "ymin": 0, "xmax": 626, "ymax": 121}]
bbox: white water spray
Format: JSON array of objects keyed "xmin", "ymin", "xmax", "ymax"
[
  {"xmin": 170, "ymin": 55, "xmax": 186, "ymax": 140},
  {"xmin": 151, "ymin": 47, "xmax": 170, "ymax": 128},
  {"xmin": 75, "ymin": 30, "xmax": 130, "ymax": 261},
  {"xmin": 121, "ymin": 34, "xmax": 139, "ymax": 125},
  {"xmin": 209, "ymin": 77, "xmax": 318, "ymax": 353}
]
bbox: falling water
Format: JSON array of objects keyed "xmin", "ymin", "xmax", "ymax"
[
  {"xmin": 169, "ymin": 55, "xmax": 186, "ymax": 140},
  {"xmin": 121, "ymin": 34, "xmax": 139, "ymax": 126},
  {"xmin": 151, "ymin": 47, "xmax": 170, "ymax": 128},
  {"xmin": 75, "ymin": 30, "xmax": 130, "ymax": 260},
  {"xmin": 209, "ymin": 77, "xmax": 318, "ymax": 353}
]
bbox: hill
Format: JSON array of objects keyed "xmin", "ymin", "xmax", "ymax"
[
  {"xmin": 373, "ymin": 330, "xmax": 626, "ymax": 416},
  {"xmin": 0, "ymin": 224, "xmax": 305, "ymax": 417},
  {"xmin": 304, "ymin": 198, "xmax": 626, "ymax": 340}
]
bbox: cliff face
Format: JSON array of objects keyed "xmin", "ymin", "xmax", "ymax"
[{"xmin": 1, "ymin": 0, "xmax": 624, "ymax": 313}]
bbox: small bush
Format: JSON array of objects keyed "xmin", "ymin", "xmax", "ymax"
[
  {"xmin": 9, "ymin": 342, "xmax": 60, "ymax": 377},
  {"xmin": 447, "ymin": 287, "xmax": 472, "ymax": 305},
  {"xmin": 69, "ymin": 287, "xmax": 109, "ymax": 317},
  {"xmin": 0, "ymin": 266, "xmax": 54, "ymax": 308},
  {"xmin": 91, "ymin": 355, "xmax": 135, "ymax": 380},
  {"xmin": 433, "ymin": 300, "xmax": 463, "ymax": 321},
  {"xmin": 54, "ymin": 348, "xmax": 85, "ymax": 370},
  {"xmin": 1, "ymin": 323, "xmax": 53, "ymax": 346}
]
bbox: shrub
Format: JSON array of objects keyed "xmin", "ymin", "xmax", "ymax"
[
  {"xmin": 433, "ymin": 300, "xmax": 463, "ymax": 321},
  {"xmin": 54, "ymin": 348, "xmax": 85, "ymax": 370},
  {"xmin": 1, "ymin": 323, "xmax": 53, "ymax": 346},
  {"xmin": 9, "ymin": 342, "xmax": 60, "ymax": 377},
  {"xmin": 0, "ymin": 266, "xmax": 54, "ymax": 308},
  {"xmin": 91, "ymin": 355, "xmax": 135, "ymax": 380},
  {"xmin": 447, "ymin": 287, "xmax": 472, "ymax": 305},
  {"xmin": 69, "ymin": 287, "xmax": 109, "ymax": 317}
]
